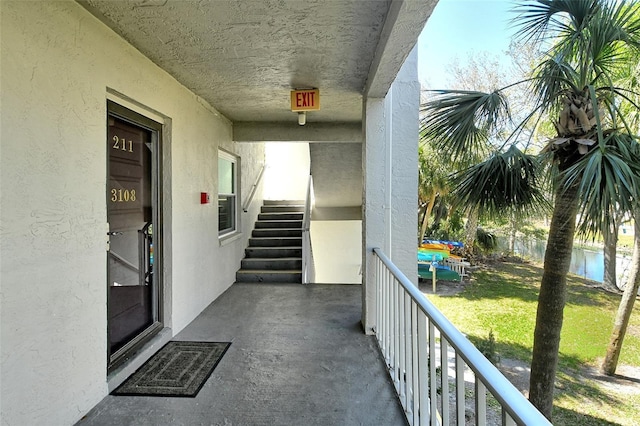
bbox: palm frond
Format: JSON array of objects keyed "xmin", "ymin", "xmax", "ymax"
[
  {"xmin": 450, "ymin": 145, "xmax": 549, "ymax": 217},
  {"xmin": 512, "ymin": 0, "xmax": 600, "ymax": 45},
  {"xmin": 420, "ymin": 90, "xmax": 510, "ymax": 163},
  {"xmin": 530, "ymin": 55, "xmax": 578, "ymax": 110},
  {"xmin": 587, "ymin": 1, "xmax": 640, "ymax": 78},
  {"xmin": 562, "ymin": 132, "xmax": 640, "ymax": 237}
]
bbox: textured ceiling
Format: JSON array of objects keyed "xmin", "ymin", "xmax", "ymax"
[
  {"xmin": 80, "ymin": 0, "xmax": 437, "ymax": 208},
  {"xmin": 81, "ymin": 0, "xmax": 394, "ymax": 123}
]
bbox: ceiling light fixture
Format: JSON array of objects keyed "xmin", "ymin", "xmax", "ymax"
[{"xmin": 298, "ymin": 111, "xmax": 306, "ymax": 126}]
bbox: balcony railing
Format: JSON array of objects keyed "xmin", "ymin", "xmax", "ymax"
[{"xmin": 373, "ymin": 248, "xmax": 551, "ymax": 426}]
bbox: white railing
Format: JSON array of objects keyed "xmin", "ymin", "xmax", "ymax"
[
  {"xmin": 373, "ymin": 248, "xmax": 551, "ymax": 426},
  {"xmin": 242, "ymin": 164, "xmax": 266, "ymax": 213},
  {"xmin": 302, "ymin": 175, "xmax": 315, "ymax": 284},
  {"xmin": 443, "ymin": 258, "xmax": 470, "ymax": 281}
]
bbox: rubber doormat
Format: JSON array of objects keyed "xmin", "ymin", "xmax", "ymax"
[{"xmin": 112, "ymin": 341, "xmax": 231, "ymax": 397}]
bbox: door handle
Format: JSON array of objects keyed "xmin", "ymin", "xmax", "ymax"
[{"xmin": 107, "ymin": 231, "xmax": 123, "ymax": 236}]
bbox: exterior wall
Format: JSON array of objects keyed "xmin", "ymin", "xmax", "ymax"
[
  {"xmin": 263, "ymin": 142, "xmax": 310, "ymax": 201},
  {"xmin": 0, "ymin": 2, "xmax": 263, "ymax": 425},
  {"xmin": 310, "ymin": 221, "xmax": 362, "ymax": 284}
]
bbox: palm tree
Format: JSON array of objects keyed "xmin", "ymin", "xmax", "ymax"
[
  {"xmin": 418, "ymin": 143, "xmax": 450, "ymax": 244},
  {"xmin": 421, "ymin": 0, "xmax": 640, "ymax": 419},
  {"xmin": 602, "ymin": 41, "xmax": 640, "ymax": 375},
  {"xmin": 601, "ymin": 217, "xmax": 640, "ymax": 374}
]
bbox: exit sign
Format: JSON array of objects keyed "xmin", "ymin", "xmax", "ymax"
[{"xmin": 291, "ymin": 89, "xmax": 320, "ymax": 111}]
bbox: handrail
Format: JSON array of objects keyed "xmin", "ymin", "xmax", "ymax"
[
  {"xmin": 302, "ymin": 175, "xmax": 313, "ymax": 231},
  {"xmin": 301, "ymin": 175, "xmax": 315, "ymax": 284},
  {"xmin": 108, "ymin": 251, "xmax": 139, "ymax": 273},
  {"xmin": 373, "ymin": 247, "xmax": 550, "ymax": 426},
  {"xmin": 242, "ymin": 163, "xmax": 266, "ymax": 212}
]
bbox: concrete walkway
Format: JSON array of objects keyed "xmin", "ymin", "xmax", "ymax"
[{"xmin": 78, "ymin": 284, "xmax": 407, "ymax": 426}]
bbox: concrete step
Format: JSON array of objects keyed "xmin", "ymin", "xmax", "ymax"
[
  {"xmin": 258, "ymin": 212, "xmax": 304, "ymax": 221},
  {"xmin": 255, "ymin": 220, "xmax": 303, "ymax": 229},
  {"xmin": 241, "ymin": 257, "xmax": 302, "ymax": 270},
  {"xmin": 261, "ymin": 205, "xmax": 305, "ymax": 213},
  {"xmin": 264, "ymin": 200, "xmax": 305, "ymax": 206},
  {"xmin": 236, "ymin": 269, "xmax": 302, "ymax": 283},
  {"xmin": 245, "ymin": 246, "xmax": 302, "ymax": 258},
  {"xmin": 249, "ymin": 237, "xmax": 302, "ymax": 247},
  {"xmin": 252, "ymin": 228, "xmax": 303, "ymax": 238}
]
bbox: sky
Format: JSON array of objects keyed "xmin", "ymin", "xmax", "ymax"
[{"xmin": 418, "ymin": 0, "xmax": 520, "ymax": 89}]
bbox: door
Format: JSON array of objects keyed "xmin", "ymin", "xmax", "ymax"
[{"xmin": 107, "ymin": 101, "xmax": 162, "ymax": 368}]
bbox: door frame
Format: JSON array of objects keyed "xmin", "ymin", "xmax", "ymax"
[{"xmin": 106, "ymin": 99, "xmax": 165, "ymax": 371}]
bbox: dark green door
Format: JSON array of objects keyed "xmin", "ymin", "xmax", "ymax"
[{"xmin": 107, "ymin": 102, "xmax": 161, "ymax": 367}]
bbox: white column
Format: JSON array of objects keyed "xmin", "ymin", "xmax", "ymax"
[
  {"xmin": 390, "ymin": 47, "xmax": 419, "ymax": 284},
  {"xmin": 362, "ymin": 96, "xmax": 387, "ymax": 333},
  {"xmin": 362, "ymin": 47, "xmax": 419, "ymax": 333}
]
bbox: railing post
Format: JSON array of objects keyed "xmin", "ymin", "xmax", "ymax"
[
  {"xmin": 456, "ymin": 353, "xmax": 466, "ymax": 424},
  {"xmin": 417, "ymin": 309, "xmax": 428, "ymax": 426},
  {"xmin": 428, "ymin": 321, "xmax": 437, "ymax": 423},
  {"xmin": 399, "ymin": 289, "xmax": 406, "ymax": 405},
  {"xmin": 475, "ymin": 379, "xmax": 487, "ymax": 426},
  {"xmin": 393, "ymin": 277, "xmax": 400, "ymax": 390},
  {"xmin": 440, "ymin": 337, "xmax": 449, "ymax": 425},
  {"xmin": 411, "ymin": 301, "xmax": 419, "ymax": 426}
]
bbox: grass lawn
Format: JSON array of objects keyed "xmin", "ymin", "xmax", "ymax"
[{"xmin": 426, "ymin": 260, "xmax": 640, "ymax": 426}]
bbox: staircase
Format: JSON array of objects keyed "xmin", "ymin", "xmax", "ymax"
[{"xmin": 236, "ymin": 200, "xmax": 305, "ymax": 283}]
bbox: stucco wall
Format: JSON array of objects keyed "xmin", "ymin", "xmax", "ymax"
[
  {"xmin": 311, "ymin": 221, "xmax": 362, "ymax": 284},
  {"xmin": 0, "ymin": 2, "xmax": 263, "ymax": 425}
]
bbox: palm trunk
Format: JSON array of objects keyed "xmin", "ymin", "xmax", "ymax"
[
  {"xmin": 508, "ymin": 209, "xmax": 517, "ymax": 255},
  {"xmin": 601, "ymin": 218, "xmax": 640, "ymax": 375},
  {"xmin": 419, "ymin": 191, "xmax": 437, "ymax": 244},
  {"xmin": 528, "ymin": 182, "xmax": 580, "ymax": 420},
  {"xmin": 602, "ymin": 220, "xmax": 619, "ymax": 291},
  {"xmin": 464, "ymin": 206, "xmax": 478, "ymax": 253}
]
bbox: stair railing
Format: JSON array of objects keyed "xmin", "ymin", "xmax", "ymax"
[
  {"xmin": 302, "ymin": 175, "xmax": 315, "ymax": 284},
  {"xmin": 242, "ymin": 163, "xmax": 266, "ymax": 213}
]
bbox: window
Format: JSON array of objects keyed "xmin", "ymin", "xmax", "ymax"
[{"xmin": 218, "ymin": 150, "xmax": 238, "ymax": 236}]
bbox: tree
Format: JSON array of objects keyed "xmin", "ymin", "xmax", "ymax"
[
  {"xmin": 601, "ymin": 216, "xmax": 640, "ymax": 374},
  {"xmin": 601, "ymin": 36, "xmax": 640, "ymax": 374},
  {"xmin": 601, "ymin": 42, "xmax": 640, "ymax": 292},
  {"xmin": 420, "ymin": 0, "xmax": 640, "ymax": 419},
  {"xmin": 602, "ymin": 209, "xmax": 624, "ymax": 292},
  {"xmin": 418, "ymin": 143, "xmax": 450, "ymax": 244},
  {"xmin": 421, "ymin": 50, "xmax": 526, "ymax": 253}
]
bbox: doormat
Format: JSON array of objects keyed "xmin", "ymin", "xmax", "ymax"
[{"xmin": 112, "ymin": 341, "xmax": 231, "ymax": 397}]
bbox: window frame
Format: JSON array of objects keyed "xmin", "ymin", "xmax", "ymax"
[{"xmin": 218, "ymin": 149, "xmax": 240, "ymax": 238}]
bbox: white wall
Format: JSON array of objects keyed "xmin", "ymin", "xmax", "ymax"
[
  {"xmin": 263, "ymin": 142, "xmax": 310, "ymax": 201},
  {"xmin": 0, "ymin": 2, "xmax": 263, "ymax": 425},
  {"xmin": 311, "ymin": 221, "xmax": 362, "ymax": 284}
]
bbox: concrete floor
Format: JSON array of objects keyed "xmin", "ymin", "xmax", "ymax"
[{"xmin": 78, "ymin": 284, "xmax": 407, "ymax": 426}]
